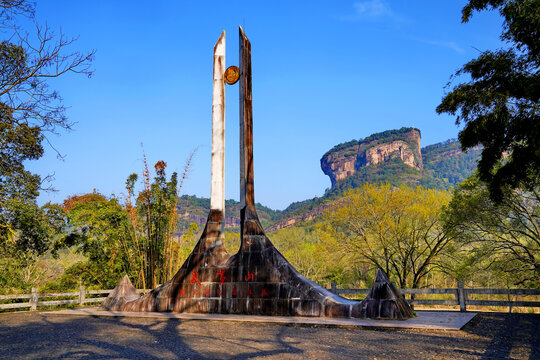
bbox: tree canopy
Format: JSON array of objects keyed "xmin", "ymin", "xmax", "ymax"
[
  {"xmin": 53, "ymin": 153, "xmax": 197, "ymax": 290},
  {"xmin": 322, "ymin": 183, "xmax": 452, "ymax": 288},
  {"xmin": 442, "ymin": 173, "xmax": 539, "ymax": 287},
  {"xmin": 0, "ymin": 0, "xmax": 93, "ymax": 291},
  {"xmin": 436, "ymin": 0, "xmax": 540, "ymax": 201},
  {"xmin": 0, "ymin": 0, "xmax": 93, "ymax": 243}
]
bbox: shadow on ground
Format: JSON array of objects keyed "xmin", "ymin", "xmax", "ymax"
[
  {"xmin": 0, "ymin": 312, "xmax": 538, "ymax": 359},
  {"xmin": 461, "ymin": 313, "xmax": 540, "ymax": 360},
  {"xmin": 0, "ymin": 313, "xmax": 306, "ymax": 359}
]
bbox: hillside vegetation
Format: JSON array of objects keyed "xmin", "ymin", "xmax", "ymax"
[
  {"xmin": 176, "ymin": 195, "xmax": 281, "ymax": 232},
  {"xmin": 177, "ymin": 130, "xmax": 482, "ymax": 231},
  {"xmin": 277, "ymin": 131, "xmax": 481, "ymax": 222}
]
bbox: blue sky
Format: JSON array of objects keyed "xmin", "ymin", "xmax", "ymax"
[{"xmin": 25, "ymin": 1, "xmax": 505, "ymax": 210}]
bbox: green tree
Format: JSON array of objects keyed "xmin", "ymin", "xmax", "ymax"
[
  {"xmin": 131, "ymin": 149, "xmax": 195, "ymax": 288},
  {"xmin": 0, "ymin": 0, "xmax": 93, "ymax": 196},
  {"xmin": 323, "ymin": 183, "xmax": 452, "ymax": 288},
  {"xmin": 0, "ymin": 103, "xmax": 48, "ymax": 251},
  {"xmin": 436, "ymin": 0, "xmax": 540, "ymax": 201},
  {"xmin": 56, "ymin": 152, "xmax": 196, "ymax": 290},
  {"xmin": 0, "ymin": 201, "xmax": 66, "ymax": 291},
  {"xmin": 0, "ymin": 0, "xmax": 93, "ymax": 290},
  {"xmin": 442, "ymin": 173, "xmax": 539, "ymax": 287},
  {"xmin": 56, "ymin": 193, "xmax": 136, "ymax": 289},
  {"xmin": 137, "ymin": 159, "xmax": 181, "ymax": 288},
  {"xmin": 270, "ymin": 226, "xmax": 328, "ymax": 283}
]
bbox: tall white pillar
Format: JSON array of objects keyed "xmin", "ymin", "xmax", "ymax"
[{"xmin": 210, "ymin": 31, "xmax": 225, "ymax": 212}]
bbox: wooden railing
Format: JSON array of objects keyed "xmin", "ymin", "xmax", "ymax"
[
  {"xmin": 0, "ymin": 287, "xmax": 146, "ymax": 311},
  {"xmin": 330, "ymin": 282, "xmax": 540, "ymax": 312},
  {"xmin": 2, "ymin": 283, "xmax": 539, "ymax": 312}
]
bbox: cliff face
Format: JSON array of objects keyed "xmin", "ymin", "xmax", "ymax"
[
  {"xmin": 321, "ymin": 153, "xmax": 356, "ymax": 185},
  {"xmin": 321, "ymin": 128, "xmax": 422, "ymax": 187},
  {"xmin": 363, "ymin": 140, "xmax": 421, "ymax": 168},
  {"xmin": 176, "ymin": 133, "xmax": 481, "ymax": 235}
]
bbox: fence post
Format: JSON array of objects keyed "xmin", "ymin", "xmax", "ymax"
[
  {"xmin": 458, "ymin": 282, "xmax": 466, "ymax": 312},
  {"xmin": 79, "ymin": 286, "xmax": 86, "ymax": 306},
  {"xmin": 507, "ymin": 289, "xmax": 513, "ymax": 314},
  {"xmin": 30, "ymin": 288, "xmax": 38, "ymax": 311},
  {"xmin": 331, "ymin": 283, "xmax": 337, "ymax": 294}
]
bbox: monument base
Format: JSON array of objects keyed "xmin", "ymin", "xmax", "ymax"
[{"xmin": 101, "ymin": 209, "xmax": 414, "ymax": 320}]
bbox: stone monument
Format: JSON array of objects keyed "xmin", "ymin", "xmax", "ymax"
[{"xmin": 101, "ymin": 27, "xmax": 413, "ymax": 320}]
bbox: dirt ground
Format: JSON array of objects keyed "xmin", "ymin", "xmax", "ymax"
[{"xmin": 0, "ymin": 311, "xmax": 538, "ymax": 359}]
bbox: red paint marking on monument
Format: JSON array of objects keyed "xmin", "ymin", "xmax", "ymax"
[
  {"xmin": 248, "ymin": 289, "xmax": 253, "ymax": 296},
  {"xmin": 262, "ymin": 288, "xmax": 268, "ymax": 297},
  {"xmin": 217, "ymin": 269, "xmax": 226, "ymax": 285},
  {"xmin": 191, "ymin": 271, "xmax": 201, "ymax": 286},
  {"xmin": 244, "ymin": 272, "xmax": 254, "ymax": 281}
]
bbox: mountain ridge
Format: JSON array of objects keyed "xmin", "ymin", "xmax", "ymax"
[{"xmin": 177, "ymin": 128, "xmax": 481, "ymax": 233}]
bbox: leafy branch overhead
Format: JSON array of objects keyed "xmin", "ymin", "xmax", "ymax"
[
  {"xmin": 437, "ymin": 0, "xmax": 540, "ymax": 201},
  {"xmin": 0, "ymin": 0, "xmax": 94, "ymax": 289},
  {"xmin": 0, "ymin": 14, "xmax": 95, "ymax": 137},
  {"xmin": 0, "ymin": 0, "xmax": 94, "ymax": 200}
]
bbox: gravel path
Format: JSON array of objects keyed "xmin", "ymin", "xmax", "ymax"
[{"xmin": 0, "ymin": 311, "xmax": 538, "ymax": 359}]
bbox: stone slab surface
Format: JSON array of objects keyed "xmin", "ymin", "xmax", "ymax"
[{"xmin": 46, "ymin": 308, "xmax": 476, "ymax": 330}]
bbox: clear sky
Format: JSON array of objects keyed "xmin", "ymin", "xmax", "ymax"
[{"xmin": 25, "ymin": 1, "xmax": 505, "ymax": 210}]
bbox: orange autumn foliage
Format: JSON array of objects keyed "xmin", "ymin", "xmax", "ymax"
[{"xmin": 62, "ymin": 193, "xmax": 107, "ymax": 212}]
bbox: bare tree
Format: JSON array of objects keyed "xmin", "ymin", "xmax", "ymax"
[
  {"xmin": 0, "ymin": 1, "xmax": 34, "ymax": 27},
  {"xmin": 0, "ymin": 0, "xmax": 95, "ymax": 150}
]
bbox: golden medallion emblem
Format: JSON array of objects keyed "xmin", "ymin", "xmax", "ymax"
[{"xmin": 224, "ymin": 66, "xmax": 240, "ymax": 85}]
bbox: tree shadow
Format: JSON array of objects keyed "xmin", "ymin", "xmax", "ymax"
[
  {"xmin": 2, "ymin": 311, "xmax": 538, "ymax": 359},
  {"xmin": 461, "ymin": 313, "xmax": 540, "ymax": 360},
  {"xmin": 0, "ymin": 312, "xmax": 305, "ymax": 359}
]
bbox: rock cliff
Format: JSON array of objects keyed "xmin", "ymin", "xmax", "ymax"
[
  {"xmin": 177, "ymin": 133, "xmax": 481, "ymax": 234},
  {"xmin": 321, "ymin": 128, "xmax": 423, "ymax": 187}
]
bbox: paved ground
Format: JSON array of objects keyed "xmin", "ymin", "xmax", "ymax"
[
  {"xmin": 49, "ymin": 308, "xmax": 477, "ymax": 330},
  {"xmin": 0, "ymin": 311, "xmax": 538, "ymax": 359}
]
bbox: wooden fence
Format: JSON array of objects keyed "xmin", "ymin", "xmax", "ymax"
[
  {"xmin": 1, "ymin": 283, "xmax": 539, "ymax": 312},
  {"xmin": 330, "ymin": 282, "xmax": 540, "ymax": 312},
  {"xmin": 0, "ymin": 287, "xmax": 118, "ymax": 311}
]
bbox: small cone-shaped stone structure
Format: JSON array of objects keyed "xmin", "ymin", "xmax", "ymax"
[
  {"xmin": 100, "ymin": 28, "xmax": 414, "ymax": 320},
  {"xmin": 100, "ymin": 275, "xmax": 140, "ymax": 310},
  {"xmin": 356, "ymin": 269, "xmax": 414, "ymax": 320}
]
